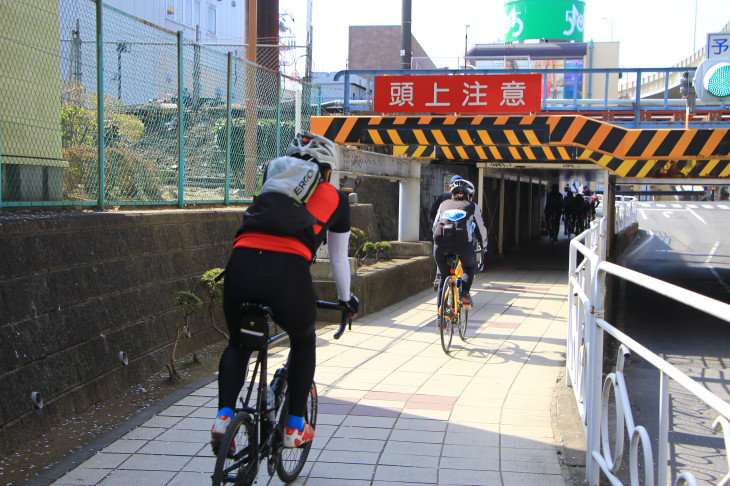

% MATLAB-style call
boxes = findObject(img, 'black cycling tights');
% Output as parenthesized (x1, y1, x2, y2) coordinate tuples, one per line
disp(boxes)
(218, 248, 317, 418)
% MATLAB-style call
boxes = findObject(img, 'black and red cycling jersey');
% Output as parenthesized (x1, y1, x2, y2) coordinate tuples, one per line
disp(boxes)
(233, 181, 350, 261)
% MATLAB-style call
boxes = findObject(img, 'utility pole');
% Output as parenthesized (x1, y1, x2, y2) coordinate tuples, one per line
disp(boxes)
(305, 0, 313, 83)
(401, 0, 412, 69)
(464, 25, 469, 69)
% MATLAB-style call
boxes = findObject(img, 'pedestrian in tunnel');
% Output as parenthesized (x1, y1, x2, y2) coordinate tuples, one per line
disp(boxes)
(544, 184, 563, 244)
(562, 186, 575, 235)
(432, 179, 487, 320)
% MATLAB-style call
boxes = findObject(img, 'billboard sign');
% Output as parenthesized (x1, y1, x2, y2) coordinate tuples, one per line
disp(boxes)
(505, 0, 586, 42)
(373, 74, 542, 114)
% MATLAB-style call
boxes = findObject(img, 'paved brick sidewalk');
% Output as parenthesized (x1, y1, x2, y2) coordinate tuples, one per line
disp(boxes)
(50, 260, 572, 486)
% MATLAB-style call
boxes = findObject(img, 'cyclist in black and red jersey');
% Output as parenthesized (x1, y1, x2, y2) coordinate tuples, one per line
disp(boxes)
(211, 132, 359, 453)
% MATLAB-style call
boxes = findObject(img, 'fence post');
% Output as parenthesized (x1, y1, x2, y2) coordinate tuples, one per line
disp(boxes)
(225, 52, 232, 206)
(585, 260, 606, 485)
(96, 0, 106, 210)
(177, 31, 184, 208)
(276, 72, 281, 158)
(634, 70, 642, 128)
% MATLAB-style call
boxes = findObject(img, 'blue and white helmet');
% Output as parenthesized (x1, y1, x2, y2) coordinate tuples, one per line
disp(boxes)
(450, 179, 475, 197)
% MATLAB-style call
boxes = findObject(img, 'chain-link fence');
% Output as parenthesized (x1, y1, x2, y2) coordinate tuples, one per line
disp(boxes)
(0, 0, 321, 209)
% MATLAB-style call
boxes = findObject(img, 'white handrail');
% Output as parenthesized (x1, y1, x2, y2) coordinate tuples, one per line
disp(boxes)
(567, 207, 730, 486)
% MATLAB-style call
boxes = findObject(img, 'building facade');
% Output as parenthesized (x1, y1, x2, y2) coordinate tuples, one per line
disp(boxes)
(105, 0, 245, 56)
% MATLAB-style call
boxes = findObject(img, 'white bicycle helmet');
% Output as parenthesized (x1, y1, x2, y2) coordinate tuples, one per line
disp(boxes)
(286, 131, 337, 169)
(450, 179, 475, 197)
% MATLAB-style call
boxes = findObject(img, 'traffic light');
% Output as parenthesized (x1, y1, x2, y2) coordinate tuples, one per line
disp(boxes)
(694, 59, 730, 101)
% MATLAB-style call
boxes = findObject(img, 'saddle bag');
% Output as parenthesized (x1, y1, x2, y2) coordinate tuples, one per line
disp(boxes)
(238, 306, 271, 350)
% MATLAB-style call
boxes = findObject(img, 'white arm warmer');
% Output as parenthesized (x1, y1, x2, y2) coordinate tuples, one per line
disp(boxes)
(327, 230, 351, 301)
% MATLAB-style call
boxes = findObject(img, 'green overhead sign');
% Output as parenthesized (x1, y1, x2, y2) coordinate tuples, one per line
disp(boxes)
(504, 0, 586, 42)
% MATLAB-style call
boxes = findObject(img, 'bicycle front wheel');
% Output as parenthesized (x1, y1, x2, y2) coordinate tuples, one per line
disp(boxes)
(212, 411, 257, 486)
(440, 281, 455, 354)
(276, 382, 318, 483)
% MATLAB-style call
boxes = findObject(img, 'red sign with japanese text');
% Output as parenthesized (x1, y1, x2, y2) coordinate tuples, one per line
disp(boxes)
(373, 74, 542, 114)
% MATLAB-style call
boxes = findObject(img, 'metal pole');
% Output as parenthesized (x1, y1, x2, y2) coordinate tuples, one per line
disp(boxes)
(477, 167, 484, 213)
(400, 0, 412, 69)
(527, 177, 533, 240)
(276, 72, 281, 157)
(343, 71, 351, 115)
(657, 372, 670, 486)
(193, 25, 200, 108)
(634, 70, 642, 128)
(177, 31, 184, 208)
(74, 19, 82, 83)
(96, 0, 105, 210)
(305, 0, 313, 83)
(514, 175, 520, 246)
(605, 171, 616, 260)
(295, 90, 302, 134)
(585, 263, 604, 486)
(117, 44, 122, 100)
(464, 25, 469, 69)
(498, 173, 505, 257)
(225, 52, 232, 205)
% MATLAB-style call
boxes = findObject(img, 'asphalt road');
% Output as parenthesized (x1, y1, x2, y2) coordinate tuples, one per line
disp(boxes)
(612, 200, 730, 486)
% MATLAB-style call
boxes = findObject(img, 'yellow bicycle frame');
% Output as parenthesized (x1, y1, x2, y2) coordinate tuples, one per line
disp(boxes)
(440, 258, 464, 322)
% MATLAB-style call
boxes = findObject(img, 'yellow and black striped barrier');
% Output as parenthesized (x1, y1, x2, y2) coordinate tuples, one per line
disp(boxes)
(311, 115, 730, 178)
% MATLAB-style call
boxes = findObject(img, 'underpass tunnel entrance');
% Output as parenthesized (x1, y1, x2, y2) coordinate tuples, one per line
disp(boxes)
(313, 114, 730, 257)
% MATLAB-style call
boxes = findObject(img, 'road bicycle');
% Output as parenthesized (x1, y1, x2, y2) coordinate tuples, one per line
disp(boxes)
(547, 212, 560, 244)
(211, 300, 351, 486)
(438, 244, 484, 354)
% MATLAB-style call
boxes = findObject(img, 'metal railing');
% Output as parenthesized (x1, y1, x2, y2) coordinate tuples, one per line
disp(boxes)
(596, 195, 638, 233)
(0, 1, 321, 210)
(332, 67, 729, 128)
(567, 207, 730, 485)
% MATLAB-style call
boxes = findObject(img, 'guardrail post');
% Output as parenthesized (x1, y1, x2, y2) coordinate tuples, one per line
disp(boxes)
(177, 30, 184, 208)
(657, 372, 670, 486)
(224, 51, 232, 206)
(567, 243, 577, 387)
(585, 259, 605, 485)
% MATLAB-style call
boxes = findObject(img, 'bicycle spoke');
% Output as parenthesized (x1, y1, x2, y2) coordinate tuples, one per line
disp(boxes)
(459, 306, 468, 341)
(276, 382, 317, 482)
(212, 412, 256, 486)
(440, 281, 455, 354)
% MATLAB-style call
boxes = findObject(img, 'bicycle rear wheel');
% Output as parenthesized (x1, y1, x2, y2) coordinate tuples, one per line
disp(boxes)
(212, 412, 257, 486)
(440, 280, 455, 354)
(458, 305, 468, 341)
(276, 382, 318, 483)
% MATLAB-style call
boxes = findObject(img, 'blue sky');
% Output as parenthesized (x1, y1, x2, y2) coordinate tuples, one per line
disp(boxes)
(278, 0, 730, 73)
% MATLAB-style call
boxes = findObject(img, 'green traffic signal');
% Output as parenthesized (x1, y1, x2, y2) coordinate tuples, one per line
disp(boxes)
(704, 63, 730, 98)
(694, 60, 730, 101)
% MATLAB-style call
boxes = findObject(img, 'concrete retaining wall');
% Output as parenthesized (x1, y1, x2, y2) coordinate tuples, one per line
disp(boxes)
(0, 208, 244, 452)
(0, 207, 435, 452)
